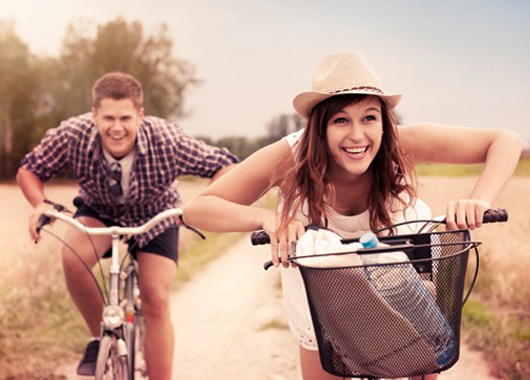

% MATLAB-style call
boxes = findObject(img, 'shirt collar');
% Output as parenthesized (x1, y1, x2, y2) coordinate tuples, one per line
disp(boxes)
(102, 146, 136, 164)
(136, 120, 149, 156)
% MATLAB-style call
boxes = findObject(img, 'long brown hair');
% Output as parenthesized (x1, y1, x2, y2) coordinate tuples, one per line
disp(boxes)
(276, 94, 416, 234)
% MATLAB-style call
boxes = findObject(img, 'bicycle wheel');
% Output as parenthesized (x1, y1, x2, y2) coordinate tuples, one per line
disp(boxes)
(124, 267, 148, 379)
(133, 310, 148, 379)
(95, 334, 130, 380)
(124, 320, 136, 380)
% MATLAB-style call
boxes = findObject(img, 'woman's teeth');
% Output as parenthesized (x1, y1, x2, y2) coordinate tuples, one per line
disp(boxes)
(342, 147, 367, 154)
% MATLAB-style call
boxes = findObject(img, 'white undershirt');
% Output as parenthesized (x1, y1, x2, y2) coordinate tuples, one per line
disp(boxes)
(279, 129, 432, 350)
(102, 148, 135, 203)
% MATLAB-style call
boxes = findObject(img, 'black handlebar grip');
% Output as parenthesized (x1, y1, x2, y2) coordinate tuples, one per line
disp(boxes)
(483, 208, 508, 223)
(251, 230, 271, 245)
(36, 214, 52, 234)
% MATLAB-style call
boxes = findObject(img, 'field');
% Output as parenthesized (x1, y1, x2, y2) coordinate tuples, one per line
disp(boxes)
(0, 175, 529, 379)
(416, 176, 530, 379)
(0, 179, 214, 379)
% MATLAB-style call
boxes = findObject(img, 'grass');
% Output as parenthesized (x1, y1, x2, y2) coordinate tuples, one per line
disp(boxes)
(417, 156, 530, 176)
(514, 156, 530, 175)
(459, 247, 530, 380)
(416, 163, 484, 176)
(257, 318, 289, 331)
(0, 245, 86, 379)
(462, 298, 530, 380)
(0, 231, 244, 380)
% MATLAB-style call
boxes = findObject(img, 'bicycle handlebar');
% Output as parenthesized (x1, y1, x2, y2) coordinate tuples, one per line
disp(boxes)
(38, 208, 183, 236)
(250, 208, 508, 246)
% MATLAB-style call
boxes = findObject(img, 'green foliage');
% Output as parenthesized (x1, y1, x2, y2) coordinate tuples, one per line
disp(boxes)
(514, 156, 530, 175)
(199, 113, 304, 160)
(417, 156, 530, 177)
(257, 318, 289, 331)
(54, 18, 199, 120)
(0, 18, 199, 180)
(416, 163, 484, 176)
(462, 298, 530, 380)
(0, 247, 86, 378)
(197, 135, 263, 160)
(0, 21, 41, 178)
(263, 113, 304, 145)
(0, 232, 244, 378)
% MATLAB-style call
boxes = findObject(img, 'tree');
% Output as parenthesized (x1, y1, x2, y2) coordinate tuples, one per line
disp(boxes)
(197, 113, 306, 161)
(52, 17, 199, 122)
(264, 113, 305, 145)
(0, 21, 40, 178)
(0, 17, 200, 179)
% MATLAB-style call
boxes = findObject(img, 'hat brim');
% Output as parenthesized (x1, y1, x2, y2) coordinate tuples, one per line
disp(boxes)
(293, 91, 402, 119)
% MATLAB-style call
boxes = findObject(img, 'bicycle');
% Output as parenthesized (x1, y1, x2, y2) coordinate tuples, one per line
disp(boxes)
(36, 200, 194, 380)
(250, 209, 508, 380)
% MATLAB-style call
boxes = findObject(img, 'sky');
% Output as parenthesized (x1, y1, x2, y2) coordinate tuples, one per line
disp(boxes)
(2, 0, 529, 145)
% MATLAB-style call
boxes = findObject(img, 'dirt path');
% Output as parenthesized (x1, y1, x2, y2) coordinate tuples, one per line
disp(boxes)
(170, 237, 499, 380)
(58, 236, 499, 380)
(1, 180, 507, 380)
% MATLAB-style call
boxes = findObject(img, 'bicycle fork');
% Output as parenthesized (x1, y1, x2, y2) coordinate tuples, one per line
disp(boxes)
(101, 233, 128, 355)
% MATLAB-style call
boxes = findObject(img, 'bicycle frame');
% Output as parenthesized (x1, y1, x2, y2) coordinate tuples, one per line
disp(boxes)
(43, 208, 183, 379)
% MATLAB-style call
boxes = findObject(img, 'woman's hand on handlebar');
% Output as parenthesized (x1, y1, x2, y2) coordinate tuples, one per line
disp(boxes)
(258, 209, 305, 268)
(445, 199, 491, 231)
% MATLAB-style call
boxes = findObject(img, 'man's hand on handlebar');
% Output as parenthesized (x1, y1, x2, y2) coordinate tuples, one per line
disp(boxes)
(30, 201, 55, 243)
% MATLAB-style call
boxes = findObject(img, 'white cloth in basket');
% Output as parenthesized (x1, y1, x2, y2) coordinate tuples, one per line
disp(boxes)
(293, 228, 456, 376)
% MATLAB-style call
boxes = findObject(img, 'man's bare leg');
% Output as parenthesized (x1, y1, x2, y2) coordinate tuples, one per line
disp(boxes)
(137, 252, 177, 380)
(62, 216, 111, 336)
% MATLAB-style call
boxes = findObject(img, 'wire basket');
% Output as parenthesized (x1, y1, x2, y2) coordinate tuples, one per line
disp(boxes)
(295, 229, 479, 378)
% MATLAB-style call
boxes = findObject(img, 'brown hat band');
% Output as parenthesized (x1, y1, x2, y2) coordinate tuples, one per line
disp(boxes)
(329, 86, 384, 95)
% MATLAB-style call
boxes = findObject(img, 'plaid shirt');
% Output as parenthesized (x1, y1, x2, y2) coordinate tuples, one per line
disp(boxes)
(20, 113, 238, 248)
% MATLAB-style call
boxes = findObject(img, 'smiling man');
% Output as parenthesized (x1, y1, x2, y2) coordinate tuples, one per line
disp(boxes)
(16, 72, 237, 380)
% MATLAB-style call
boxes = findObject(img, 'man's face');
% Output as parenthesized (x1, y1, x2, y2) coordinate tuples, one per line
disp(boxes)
(92, 98, 144, 159)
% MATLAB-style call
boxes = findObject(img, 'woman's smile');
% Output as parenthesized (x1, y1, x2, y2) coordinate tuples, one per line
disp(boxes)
(340, 145, 370, 159)
(326, 97, 383, 178)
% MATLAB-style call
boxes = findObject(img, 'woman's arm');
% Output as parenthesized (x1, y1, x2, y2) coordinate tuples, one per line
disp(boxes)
(184, 138, 307, 267)
(183, 139, 291, 232)
(399, 123, 523, 229)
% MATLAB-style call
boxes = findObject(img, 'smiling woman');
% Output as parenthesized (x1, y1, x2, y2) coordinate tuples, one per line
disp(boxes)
(183, 51, 523, 380)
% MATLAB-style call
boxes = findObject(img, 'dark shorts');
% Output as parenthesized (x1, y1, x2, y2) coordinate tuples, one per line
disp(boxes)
(74, 200, 179, 263)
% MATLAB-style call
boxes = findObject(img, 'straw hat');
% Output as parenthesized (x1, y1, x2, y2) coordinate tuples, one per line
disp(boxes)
(293, 51, 402, 118)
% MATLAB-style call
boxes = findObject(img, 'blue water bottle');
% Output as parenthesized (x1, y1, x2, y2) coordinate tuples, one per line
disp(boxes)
(359, 232, 456, 366)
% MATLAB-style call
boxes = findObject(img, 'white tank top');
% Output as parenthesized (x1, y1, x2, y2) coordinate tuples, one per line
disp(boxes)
(279, 129, 431, 350)
(281, 129, 431, 237)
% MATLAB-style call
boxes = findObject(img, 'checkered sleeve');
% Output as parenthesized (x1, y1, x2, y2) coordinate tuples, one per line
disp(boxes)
(19, 124, 70, 181)
(172, 124, 238, 178)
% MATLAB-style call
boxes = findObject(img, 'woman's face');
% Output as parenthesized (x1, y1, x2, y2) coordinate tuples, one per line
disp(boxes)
(325, 96, 383, 181)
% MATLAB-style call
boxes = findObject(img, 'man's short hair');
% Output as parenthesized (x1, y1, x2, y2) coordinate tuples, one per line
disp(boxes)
(92, 72, 143, 109)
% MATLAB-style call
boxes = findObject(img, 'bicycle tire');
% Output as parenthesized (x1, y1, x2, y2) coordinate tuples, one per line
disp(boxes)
(134, 310, 148, 379)
(124, 320, 136, 380)
(123, 270, 136, 380)
(95, 335, 130, 380)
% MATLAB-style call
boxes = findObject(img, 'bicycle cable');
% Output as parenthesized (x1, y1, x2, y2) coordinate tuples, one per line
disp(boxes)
(82, 230, 110, 305)
(40, 228, 106, 304)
